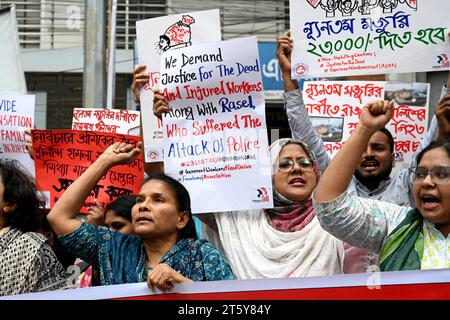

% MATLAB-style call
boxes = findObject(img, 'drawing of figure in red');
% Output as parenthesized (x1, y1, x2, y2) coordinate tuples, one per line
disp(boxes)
(156, 15, 195, 54)
(400, 0, 417, 10)
(438, 54, 449, 68)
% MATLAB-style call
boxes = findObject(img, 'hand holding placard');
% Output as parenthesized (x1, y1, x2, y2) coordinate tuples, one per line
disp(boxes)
(153, 89, 171, 120)
(435, 93, 450, 140)
(132, 65, 149, 104)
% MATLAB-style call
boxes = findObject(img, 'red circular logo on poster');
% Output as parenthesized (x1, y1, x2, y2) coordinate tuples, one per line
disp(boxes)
(149, 151, 158, 160)
(294, 63, 309, 77)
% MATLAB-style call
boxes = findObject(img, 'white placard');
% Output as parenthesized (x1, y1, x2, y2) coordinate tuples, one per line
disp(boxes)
(136, 9, 221, 162)
(160, 36, 273, 213)
(3, 268, 449, 300)
(0, 7, 27, 94)
(290, 0, 450, 78)
(72, 108, 140, 136)
(303, 80, 429, 168)
(0, 94, 35, 175)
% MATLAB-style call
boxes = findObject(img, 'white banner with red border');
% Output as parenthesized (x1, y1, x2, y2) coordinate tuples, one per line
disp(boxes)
(3, 269, 449, 300)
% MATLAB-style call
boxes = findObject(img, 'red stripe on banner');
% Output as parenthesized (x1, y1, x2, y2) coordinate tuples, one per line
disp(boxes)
(117, 283, 450, 300)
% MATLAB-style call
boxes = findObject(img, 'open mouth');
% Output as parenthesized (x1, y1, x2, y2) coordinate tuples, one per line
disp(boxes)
(289, 177, 306, 186)
(361, 160, 379, 169)
(421, 194, 441, 209)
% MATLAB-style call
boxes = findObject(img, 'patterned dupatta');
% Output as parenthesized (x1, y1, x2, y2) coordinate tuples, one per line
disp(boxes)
(378, 209, 424, 271)
(160, 238, 208, 282)
(105, 230, 207, 284)
(60, 224, 214, 286)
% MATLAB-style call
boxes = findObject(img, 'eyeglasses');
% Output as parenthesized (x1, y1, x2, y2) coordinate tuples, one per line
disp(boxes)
(277, 157, 314, 172)
(409, 166, 450, 185)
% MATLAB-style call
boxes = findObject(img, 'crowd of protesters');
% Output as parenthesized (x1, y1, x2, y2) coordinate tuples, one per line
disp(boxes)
(1, 31, 449, 297)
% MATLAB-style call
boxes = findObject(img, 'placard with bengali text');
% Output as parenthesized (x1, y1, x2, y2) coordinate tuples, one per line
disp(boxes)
(303, 80, 429, 168)
(72, 108, 140, 136)
(32, 129, 143, 213)
(290, 0, 450, 78)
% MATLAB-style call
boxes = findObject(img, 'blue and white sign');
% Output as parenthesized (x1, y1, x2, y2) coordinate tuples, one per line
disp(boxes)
(258, 42, 284, 100)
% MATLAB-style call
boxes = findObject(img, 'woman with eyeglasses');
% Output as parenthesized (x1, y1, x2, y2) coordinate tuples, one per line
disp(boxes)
(152, 90, 344, 279)
(314, 100, 450, 271)
(206, 138, 345, 278)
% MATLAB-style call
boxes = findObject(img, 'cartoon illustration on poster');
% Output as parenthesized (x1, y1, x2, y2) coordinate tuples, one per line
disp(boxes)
(136, 9, 221, 162)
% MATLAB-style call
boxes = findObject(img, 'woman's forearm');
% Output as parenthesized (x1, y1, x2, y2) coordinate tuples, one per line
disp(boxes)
(47, 156, 112, 235)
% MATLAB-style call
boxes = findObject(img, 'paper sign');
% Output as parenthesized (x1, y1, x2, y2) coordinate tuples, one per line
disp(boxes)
(32, 129, 143, 213)
(136, 9, 221, 162)
(0, 94, 35, 175)
(303, 80, 429, 168)
(160, 36, 273, 213)
(72, 108, 140, 136)
(290, 0, 450, 78)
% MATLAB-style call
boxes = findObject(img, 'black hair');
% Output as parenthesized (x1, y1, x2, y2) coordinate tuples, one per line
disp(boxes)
(416, 138, 450, 165)
(106, 194, 136, 222)
(159, 34, 170, 45)
(0, 161, 46, 233)
(143, 174, 197, 240)
(378, 127, 394, 153)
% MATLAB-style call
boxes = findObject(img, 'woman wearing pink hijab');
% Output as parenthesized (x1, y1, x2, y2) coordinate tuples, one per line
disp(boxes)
(201, 138, 344, 279)
(151, 93, 345, 279)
